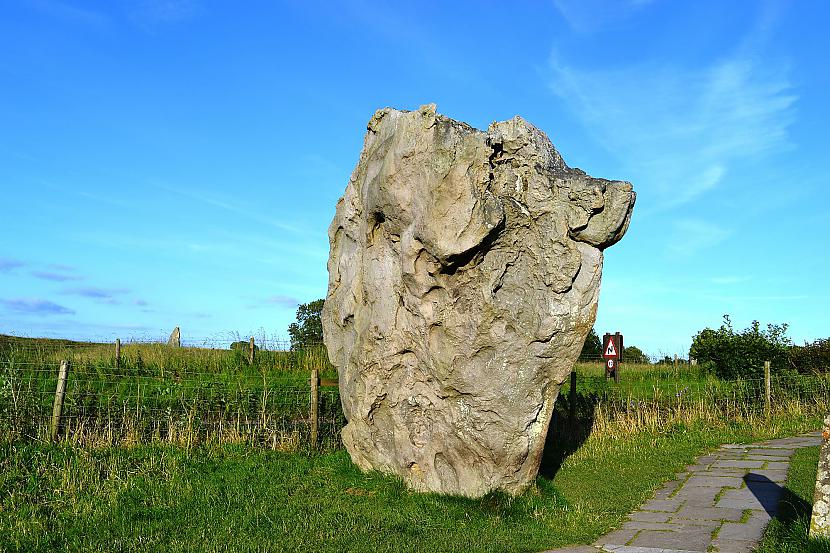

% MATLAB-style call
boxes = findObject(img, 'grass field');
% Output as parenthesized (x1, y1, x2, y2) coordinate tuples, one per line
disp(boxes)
(0, 336, 343, 448)
(3, 335, 828, 449)
(2, 334, 829, 551)
(1, 416, 823, 553)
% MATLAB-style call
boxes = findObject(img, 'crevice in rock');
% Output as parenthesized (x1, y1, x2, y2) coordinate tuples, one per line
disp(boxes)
(437, 216, 505, 276)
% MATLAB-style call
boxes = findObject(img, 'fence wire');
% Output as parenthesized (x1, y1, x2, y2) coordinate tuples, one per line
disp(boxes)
(2, 342, 829, 450)
(0, 359, 344, 450)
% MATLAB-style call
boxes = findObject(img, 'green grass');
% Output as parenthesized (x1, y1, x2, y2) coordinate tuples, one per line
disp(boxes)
(0, 334, 335, 378)
(0, 416, 823, 553)
(0, 336, 343, 447)
(756, 445, 830, 552)
(2, 336, 828, 551)
(3, 334, 829, 452)
(573, 359, 830, 404)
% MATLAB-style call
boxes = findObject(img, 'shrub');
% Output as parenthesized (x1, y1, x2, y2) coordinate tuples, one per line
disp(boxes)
(788, 338, 830, 374)
(689, 315, 790, 379)
(622, 345, 650, 364)
(229, 340, 259, 352)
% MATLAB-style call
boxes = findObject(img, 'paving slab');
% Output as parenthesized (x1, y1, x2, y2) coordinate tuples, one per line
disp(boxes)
(744, 469, 788, 483)
(652, 480, 683, 499)
(639, 498, 683, 512)
(629, 511, 672, 523)
(674, 505, 744, 521)
(683, 475, 744, 487)
(593, 528, 639, 546)
(541, 430, 819, 553)
(747, 448, 795, 456)
(604, 547, 705, 553)
(717, 519, 770, 539)
(629, 529, 711, 551)
(622, 521, 685, 531)
(673, 486, 721, 503)
(716, 452, 750, 460)
(711, 459, 765, 469)
(709, 537, 758, 553)
(744, 453, 791, 461)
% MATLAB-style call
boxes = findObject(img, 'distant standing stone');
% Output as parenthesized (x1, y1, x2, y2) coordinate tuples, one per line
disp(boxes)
(167, 327, 181, 347)
(811, 414, 830, 536)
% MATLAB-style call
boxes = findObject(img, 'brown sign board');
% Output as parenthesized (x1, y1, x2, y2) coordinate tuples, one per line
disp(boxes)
(602, 332, 623, 383)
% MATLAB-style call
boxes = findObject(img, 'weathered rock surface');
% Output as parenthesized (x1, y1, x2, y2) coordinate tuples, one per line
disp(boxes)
(810, 414, 830, 536)
(167, 327, 181, 347)
(322, 104, 635, 497)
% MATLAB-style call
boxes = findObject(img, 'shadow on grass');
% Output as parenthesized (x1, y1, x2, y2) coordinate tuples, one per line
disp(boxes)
(753, 471, 830, 552)
(538, 385, 598, 479)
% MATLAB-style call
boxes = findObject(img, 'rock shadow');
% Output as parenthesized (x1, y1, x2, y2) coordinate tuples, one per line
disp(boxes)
(743, 474, 793, 517)
(745, 473, 810, 520)
(741, 472, 830, 551)
(538, 384, 598, 479)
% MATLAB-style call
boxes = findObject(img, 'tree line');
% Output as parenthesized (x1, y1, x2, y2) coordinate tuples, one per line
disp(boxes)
(286, 301, 829, 378)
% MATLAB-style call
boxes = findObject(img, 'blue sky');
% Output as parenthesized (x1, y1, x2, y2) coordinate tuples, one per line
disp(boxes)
(0, 0, 827, 356)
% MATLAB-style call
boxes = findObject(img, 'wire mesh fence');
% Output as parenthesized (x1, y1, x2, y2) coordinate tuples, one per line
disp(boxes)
(0, 336, 344, 450)
(2, 336, 829, 450)
(552, 367, 830, 442)
(0, 363, 345, 450)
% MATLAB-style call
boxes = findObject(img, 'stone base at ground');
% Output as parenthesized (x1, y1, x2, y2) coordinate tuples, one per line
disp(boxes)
(810, 414, 830, 536)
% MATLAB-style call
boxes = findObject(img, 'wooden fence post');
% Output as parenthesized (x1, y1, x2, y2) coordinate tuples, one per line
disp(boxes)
(310, 368, 319, 447)
(569, 371, 577, 426)
(248, 336, 255, 365)
(50, 360, 71, 441)
(764, 360, 771, 415)
(115, 338, 121, 368)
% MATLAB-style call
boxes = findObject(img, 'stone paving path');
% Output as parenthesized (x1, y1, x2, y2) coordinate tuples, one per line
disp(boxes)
(544, 431, 822, 553)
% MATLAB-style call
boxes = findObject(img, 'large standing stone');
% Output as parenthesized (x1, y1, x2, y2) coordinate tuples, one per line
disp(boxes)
(322, 104, 635, 497)
(167, 327, 181, 347)
(811, 414, 830, 536)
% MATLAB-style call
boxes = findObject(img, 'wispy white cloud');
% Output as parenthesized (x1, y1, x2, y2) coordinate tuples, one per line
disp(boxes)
(247, 295, 301, 310)
(0, 298, 75, 316)
(127, 0, 199, 28)
(553, 0, 654, 33)
(703, 294, 811, 301)
(61, 286, 130, 305)
(709, 275, 751, 285)
(667, 219, 731, 258)
(153, 183, 313, 237)
(30, 270, 84, 282)
(0, 319, 154, 340)
(0, 258, 25, 273)
(27, 0, 110, 28)
(549, 27, 796, 212)
(74, 190, 133, 209)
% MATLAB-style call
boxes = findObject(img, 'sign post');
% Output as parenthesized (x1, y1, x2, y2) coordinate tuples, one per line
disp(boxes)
(602, 332, 623, 383)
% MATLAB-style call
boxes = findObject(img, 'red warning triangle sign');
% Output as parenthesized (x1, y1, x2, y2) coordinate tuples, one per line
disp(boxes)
(604, 337, 618, 358)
